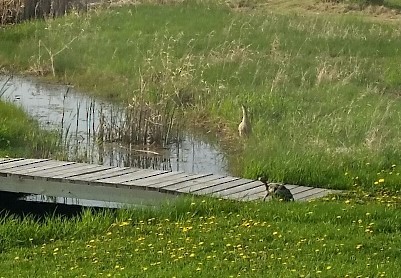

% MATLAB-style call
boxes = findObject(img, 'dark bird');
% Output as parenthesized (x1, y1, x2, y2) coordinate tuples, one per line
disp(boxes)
(258, 177, 294, 202)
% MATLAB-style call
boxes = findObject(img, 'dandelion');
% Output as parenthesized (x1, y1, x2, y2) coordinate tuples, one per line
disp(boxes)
(119, 221, 130, 227)
(379, 178, 385, 183)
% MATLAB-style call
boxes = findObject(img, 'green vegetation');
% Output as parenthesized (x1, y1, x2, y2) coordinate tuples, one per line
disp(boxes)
(2, 3, 401, 277)
(2, 0, 401, 190)
(0, 196, 400, 277)
(0, 100, 59, 158)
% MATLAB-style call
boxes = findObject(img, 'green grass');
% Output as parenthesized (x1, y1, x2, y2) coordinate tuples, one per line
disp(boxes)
(0, 100, 59, 158)
(2, 1, 401, 190)
(0, 196, 400, 277)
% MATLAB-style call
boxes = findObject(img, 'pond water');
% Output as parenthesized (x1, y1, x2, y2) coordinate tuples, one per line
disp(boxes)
(0, 75, 229, 176)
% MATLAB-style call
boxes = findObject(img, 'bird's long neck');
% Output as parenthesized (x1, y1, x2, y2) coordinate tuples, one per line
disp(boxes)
(242, 106, 248, 122)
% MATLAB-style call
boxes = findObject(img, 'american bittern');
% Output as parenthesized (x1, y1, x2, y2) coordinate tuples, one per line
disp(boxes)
(238, 105, 251, 137)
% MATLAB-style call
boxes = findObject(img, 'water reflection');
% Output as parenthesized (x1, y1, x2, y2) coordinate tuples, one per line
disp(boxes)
(0, 75, 228, 175)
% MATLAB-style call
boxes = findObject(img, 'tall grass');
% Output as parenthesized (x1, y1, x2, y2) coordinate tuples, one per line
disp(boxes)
(1, 1, 401, 189)
(0, 100, 60, 158)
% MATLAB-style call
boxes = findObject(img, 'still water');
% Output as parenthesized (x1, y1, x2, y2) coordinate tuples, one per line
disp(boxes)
(0, 75, 229, 208)
(0, 75, 228, 175)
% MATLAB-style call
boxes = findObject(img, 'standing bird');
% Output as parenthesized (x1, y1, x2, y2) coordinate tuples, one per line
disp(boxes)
(238, 105, 251, 137)
(258, 177, 294, 202)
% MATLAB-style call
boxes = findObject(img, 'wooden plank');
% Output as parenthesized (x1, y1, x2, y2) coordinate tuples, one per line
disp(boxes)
(122, 171, 189, 187)
(293, 188, 328, 200)
(14, 162, 83, 177)
(0, 158, 48, 170)
(0, 158, 23, 165)
(5, 160, 74, 175)
(67, 167, 136, 181)
(297, 189, 334, 201)
(160, 175, 226, 193)
(50, 164, 111, 179)
(224, 184, 265, 200)
(177, 176, 241, 194)
(194, 178, 256, 195)
(290, 186, 316, 195)
(27, 164, 106, 179)
(207, 180, 262, 198)
(141, 173, 212, 190)
(97, 170, 166, 184)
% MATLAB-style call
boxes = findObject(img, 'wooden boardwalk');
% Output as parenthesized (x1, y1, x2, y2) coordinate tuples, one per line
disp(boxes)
(0, 158, 336, 207)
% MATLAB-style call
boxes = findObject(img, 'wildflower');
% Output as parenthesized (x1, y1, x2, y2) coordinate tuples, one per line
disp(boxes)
(379, 178, 385, 183)
(119, 221, 130, 227)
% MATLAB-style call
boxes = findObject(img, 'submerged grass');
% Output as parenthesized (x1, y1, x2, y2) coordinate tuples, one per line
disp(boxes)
(1, 1, 401, 189)
(0, 196, 400, 277)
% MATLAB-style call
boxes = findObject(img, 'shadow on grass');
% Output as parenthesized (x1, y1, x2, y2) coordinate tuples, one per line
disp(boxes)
(0, 191, 112, 220)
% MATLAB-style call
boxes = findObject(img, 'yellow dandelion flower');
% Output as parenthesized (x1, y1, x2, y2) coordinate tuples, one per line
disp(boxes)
(379, 178, 385, 183)
(119, 221, 130, 227)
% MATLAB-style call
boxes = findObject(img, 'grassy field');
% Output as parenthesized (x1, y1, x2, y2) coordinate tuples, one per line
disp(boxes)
(2, 3, 401, 277)
(0, 100, 59, 158)
(0, 196, 400, 277)
(1, 0, 401, 190)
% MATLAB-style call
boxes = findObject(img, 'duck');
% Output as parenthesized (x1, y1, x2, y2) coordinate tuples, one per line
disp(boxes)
(258, 176, 294, 202)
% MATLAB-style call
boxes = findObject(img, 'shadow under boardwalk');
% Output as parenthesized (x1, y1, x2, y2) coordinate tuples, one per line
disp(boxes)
(0, 158, 337, 207)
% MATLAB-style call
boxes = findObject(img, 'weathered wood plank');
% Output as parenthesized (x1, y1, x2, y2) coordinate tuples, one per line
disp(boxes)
(67, 167, 137, 181)
(206, 180, 262, 198)
(142, 173, 212, 190)
(0, 158, 24, 165)
(293, 188, 328, 200)
(177, 176, 240, 194)
(290, 186, 316, 195)
(122, 171, 189, 187)
(97, 170, 166, 184)
(194, 178, 256, 195)
(160, 175, 226, 193)
(296, 189, 334, 201)
(5, 160, 75, 175)
(224, 184, 265, 200)
(50, 164, 112, 179)
(0, 158, 48, 170)
(16, 162, 82, 177)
